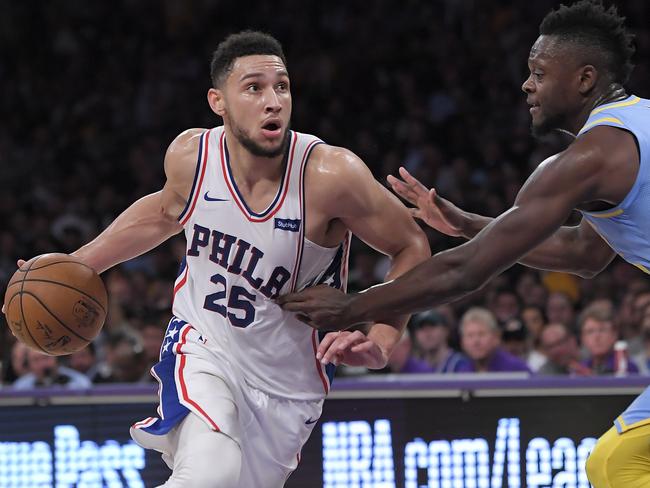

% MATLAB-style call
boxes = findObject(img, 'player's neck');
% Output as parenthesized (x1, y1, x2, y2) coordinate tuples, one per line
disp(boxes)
(225, 131, 286, 186)
(568, 83, 628, 135)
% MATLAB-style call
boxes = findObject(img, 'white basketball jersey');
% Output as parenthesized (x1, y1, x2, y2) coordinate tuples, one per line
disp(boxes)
(172, 127, 350, 400)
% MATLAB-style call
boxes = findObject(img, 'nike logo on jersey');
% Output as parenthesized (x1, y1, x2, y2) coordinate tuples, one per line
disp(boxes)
(305, 417, 319, 425)
(204, 191, 229, 202)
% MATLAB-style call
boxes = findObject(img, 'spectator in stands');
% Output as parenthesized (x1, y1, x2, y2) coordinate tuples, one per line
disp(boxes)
(501, 317, 546, 372)
(546, 291, 577, 329)
(93, 329, 148, 383)
(67, 342, 100, 381)
(521, 305, 547, 344)
(580, 303, 639, 375)
(456, 307, 530, 373)
(2, 340, 29, 384)
(13, 349, 92, 389)
(410, 310, 469, 373)
(386, 330, 434, 374)
(632, 313, 650, 375)
(626, 290, 650, 356)
(140, 314, 166, 380)
(491, 288, 521, 324)
(538, 323, 589, 376)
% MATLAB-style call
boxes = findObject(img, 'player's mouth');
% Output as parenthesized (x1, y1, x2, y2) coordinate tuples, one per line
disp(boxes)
(261, 119, 283, 139)
(528, 101, 540, 115)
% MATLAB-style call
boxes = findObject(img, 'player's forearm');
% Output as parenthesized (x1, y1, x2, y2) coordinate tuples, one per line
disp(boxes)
(351, 244, 483, 323)
(462, 215, 590, 274)
(72, 192, 183, 273)
(375, 237, 431, 331)
(365, 323, 402, 369)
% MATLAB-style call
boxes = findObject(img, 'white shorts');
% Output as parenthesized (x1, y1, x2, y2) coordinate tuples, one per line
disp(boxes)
(130, 318, 323, 487)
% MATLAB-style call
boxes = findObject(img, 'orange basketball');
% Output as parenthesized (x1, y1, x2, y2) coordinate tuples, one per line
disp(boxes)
(3, 253, 108, 356)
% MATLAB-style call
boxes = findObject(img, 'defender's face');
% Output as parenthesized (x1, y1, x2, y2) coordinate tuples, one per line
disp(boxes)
(521, 36, 582, 137)
(221, 55, 292, 157)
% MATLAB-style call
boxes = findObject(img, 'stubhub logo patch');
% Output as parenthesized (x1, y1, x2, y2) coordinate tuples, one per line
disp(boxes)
(275, 218, 301, 232)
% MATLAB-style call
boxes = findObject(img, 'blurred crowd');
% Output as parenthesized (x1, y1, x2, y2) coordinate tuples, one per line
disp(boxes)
(2, 0, 650, 387)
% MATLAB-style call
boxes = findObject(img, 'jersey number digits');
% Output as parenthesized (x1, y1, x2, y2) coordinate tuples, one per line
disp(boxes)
(203, 272, 257, 328)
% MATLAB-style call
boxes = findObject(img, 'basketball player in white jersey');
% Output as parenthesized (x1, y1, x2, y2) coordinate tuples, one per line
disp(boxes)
(13, 31, 428, 486)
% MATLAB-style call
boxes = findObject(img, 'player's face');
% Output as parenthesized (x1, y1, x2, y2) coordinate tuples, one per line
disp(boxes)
(221, 55, 292, 158)
(461, 321, 500, 362)
(521, 36, 583, 138)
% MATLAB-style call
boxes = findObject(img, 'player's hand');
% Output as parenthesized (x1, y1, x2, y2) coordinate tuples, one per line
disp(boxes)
(317, 330, 386, 369)
(387, 166, 464, 237)
(277, 285, 360, 331)
(1, 259, 25, 315)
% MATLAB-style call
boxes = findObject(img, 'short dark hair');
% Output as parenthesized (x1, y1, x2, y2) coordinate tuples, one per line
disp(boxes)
(210, 30, 287, 87)
(539, 0, 635, 84)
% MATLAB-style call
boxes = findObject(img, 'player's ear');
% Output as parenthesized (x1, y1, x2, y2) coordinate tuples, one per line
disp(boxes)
(207, 88, 226, 117)
(578, 65, 597, 95)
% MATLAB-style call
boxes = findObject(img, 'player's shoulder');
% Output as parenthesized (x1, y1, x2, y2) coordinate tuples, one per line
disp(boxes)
(305, 143, 382, 212)
(307, 143, 371, 181)
(167, 128, 206, 158)
(164, 128, 208, 180)
(567, 124, 636, 173)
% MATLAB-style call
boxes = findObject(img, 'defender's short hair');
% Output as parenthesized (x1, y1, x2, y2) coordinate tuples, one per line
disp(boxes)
(539, 0, 635, 84)
(210, 30, 287, 87)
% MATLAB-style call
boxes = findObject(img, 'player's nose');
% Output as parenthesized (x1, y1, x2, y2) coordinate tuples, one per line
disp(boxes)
(263, 87, 282, 113)
(521, 75, 534, 94)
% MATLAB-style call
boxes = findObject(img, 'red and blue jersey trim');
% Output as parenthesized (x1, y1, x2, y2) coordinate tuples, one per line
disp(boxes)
(220, 131, 298, 222)
(132, 317, 220, 435)
(178, 129, 211, 226)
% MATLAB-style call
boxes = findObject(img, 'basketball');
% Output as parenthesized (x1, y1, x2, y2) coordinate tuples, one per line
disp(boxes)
(3, 253, 108, 356)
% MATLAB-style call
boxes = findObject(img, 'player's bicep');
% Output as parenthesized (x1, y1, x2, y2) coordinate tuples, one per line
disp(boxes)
(337, 162, 426, 258)
(161, 129, 204, 221)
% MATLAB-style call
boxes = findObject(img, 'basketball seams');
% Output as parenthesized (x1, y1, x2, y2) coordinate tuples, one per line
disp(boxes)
(19, 291, 93, 343)
(8, 278, 107, 313)
(5, 254, 106, 355)
(6, 292, 44, 353)
(17, 256, 52, 355)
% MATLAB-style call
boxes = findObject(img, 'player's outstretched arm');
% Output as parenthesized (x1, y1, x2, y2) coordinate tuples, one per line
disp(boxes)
(280, 128, 619, 329)
(72, 129, 203, 273)
(389, 163, 614, 278)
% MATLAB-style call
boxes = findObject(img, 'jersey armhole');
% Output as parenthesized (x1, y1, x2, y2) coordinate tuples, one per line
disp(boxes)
(178, 130, 210, 225)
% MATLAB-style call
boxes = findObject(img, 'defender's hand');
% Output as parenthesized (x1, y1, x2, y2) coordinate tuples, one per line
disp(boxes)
(277, 285, 358, 331)
(317, 330, 385, 369)
(387, 166, 464, 237)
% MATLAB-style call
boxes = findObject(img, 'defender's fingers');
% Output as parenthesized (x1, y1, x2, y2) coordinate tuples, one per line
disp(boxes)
(276, 292, 307, 305)
(398, 167, 429, 193)
(388, 176, 417, 203)
(278, 300, 314, 313)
